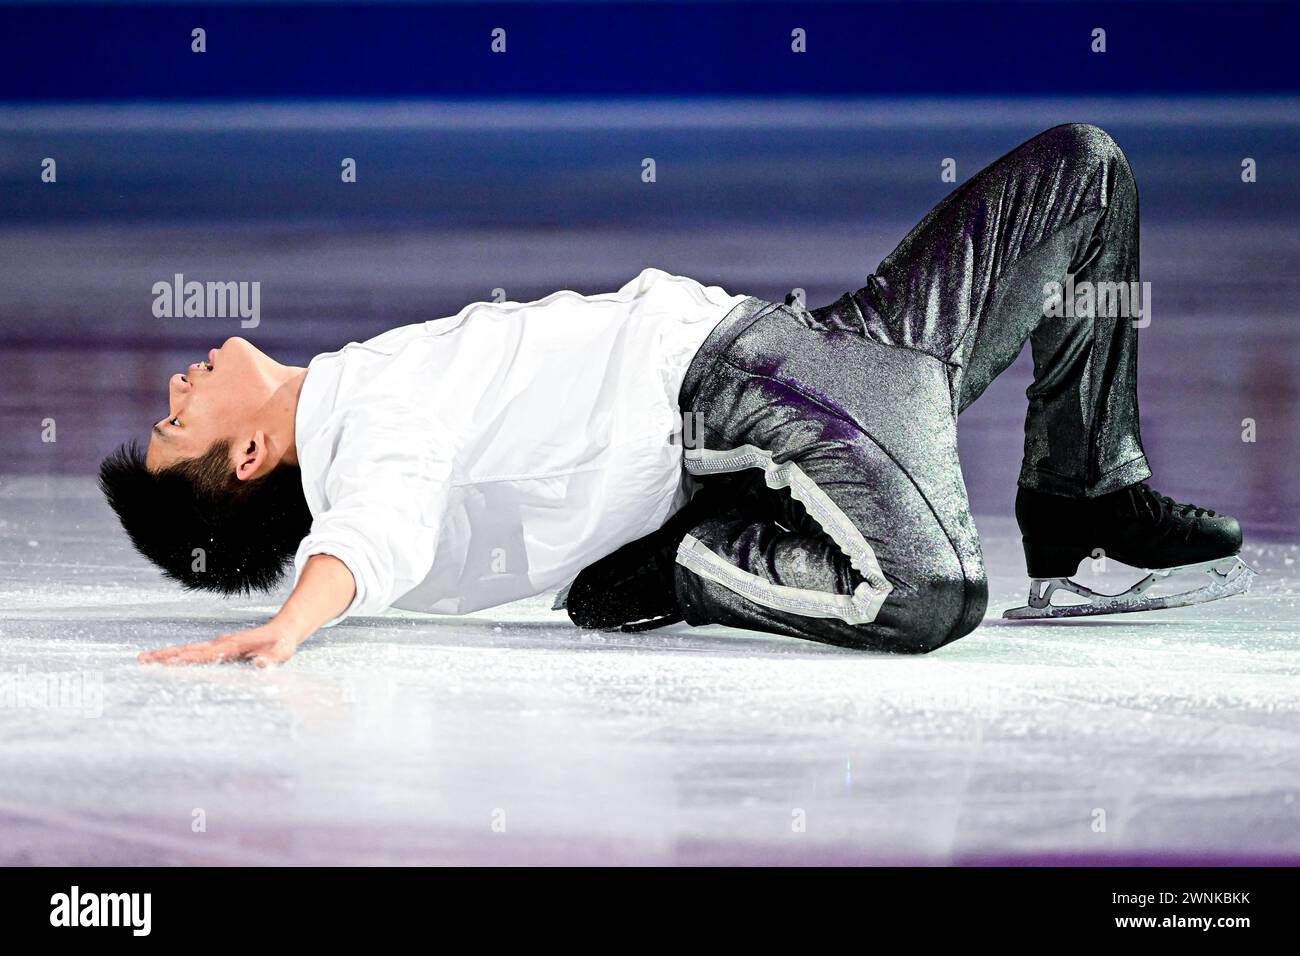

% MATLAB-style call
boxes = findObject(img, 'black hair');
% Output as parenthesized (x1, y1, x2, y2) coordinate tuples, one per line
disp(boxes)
(98, 439, 313, 595)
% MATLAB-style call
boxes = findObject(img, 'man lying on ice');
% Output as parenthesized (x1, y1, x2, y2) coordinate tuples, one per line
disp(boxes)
(101, 124, 1253, 667)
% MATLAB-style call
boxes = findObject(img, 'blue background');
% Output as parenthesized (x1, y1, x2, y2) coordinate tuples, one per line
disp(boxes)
(2, 2, 1297, 100)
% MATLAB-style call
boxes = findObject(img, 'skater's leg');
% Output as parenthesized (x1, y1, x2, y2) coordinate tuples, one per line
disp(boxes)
(566, 301, 987, 651)
(851, 123, 1149, 497)
(671, 305, 987, 653)
(804, 124, 1250, 619)
(675, 475, 981, 654)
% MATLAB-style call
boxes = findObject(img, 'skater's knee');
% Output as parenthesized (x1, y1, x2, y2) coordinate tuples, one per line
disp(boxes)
(1047, 123, 1120, 159)
(863, 568, 987, 654)
(1042, 124, 1134, 196)
(934, 567, 987, 649)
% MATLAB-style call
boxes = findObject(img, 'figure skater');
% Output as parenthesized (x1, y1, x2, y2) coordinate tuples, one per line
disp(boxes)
(100, 124, 1252, 666)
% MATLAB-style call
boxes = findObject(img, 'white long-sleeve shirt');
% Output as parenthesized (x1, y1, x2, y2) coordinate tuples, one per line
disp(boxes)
(292, 268, 749, 623)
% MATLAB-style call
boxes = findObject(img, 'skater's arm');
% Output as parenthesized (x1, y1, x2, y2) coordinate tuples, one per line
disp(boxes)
(138, 553, 355, 666)
(270, 553, 358, 644)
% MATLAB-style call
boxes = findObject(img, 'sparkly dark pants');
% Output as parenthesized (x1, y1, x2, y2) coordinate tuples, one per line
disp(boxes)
(674, 124, 1150, 652)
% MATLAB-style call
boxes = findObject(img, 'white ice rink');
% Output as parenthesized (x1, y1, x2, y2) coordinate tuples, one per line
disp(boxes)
(1, 476, 1296, 866)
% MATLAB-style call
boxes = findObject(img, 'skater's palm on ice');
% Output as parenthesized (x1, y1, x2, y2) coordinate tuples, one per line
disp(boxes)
(137, 556, 353, 667)
(138, 623, 302, 668)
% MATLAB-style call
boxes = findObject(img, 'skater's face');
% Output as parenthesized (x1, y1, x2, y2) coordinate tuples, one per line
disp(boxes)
(146, 337, 278, 475)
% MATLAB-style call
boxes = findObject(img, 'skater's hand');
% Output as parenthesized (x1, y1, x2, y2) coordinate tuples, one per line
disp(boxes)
(138, 554, 356, 668)
(138, 621, 303, 668)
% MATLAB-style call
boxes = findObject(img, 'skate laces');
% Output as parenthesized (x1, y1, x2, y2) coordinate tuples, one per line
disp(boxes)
(1130, 483, 1215, 520)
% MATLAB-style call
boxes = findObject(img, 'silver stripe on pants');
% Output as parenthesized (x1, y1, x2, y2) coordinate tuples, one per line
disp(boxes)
(678, 445, 893, 624)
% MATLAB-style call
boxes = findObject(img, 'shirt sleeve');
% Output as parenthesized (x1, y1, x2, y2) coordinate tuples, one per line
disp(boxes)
(292, 418, 449, 627)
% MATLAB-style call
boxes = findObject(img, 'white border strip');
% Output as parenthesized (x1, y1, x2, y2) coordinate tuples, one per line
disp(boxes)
(0, 97, 1296, 132)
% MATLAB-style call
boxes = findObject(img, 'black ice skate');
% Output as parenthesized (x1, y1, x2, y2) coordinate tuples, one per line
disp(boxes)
(1005, 483, 1255, 619)
(559, 483, 737, 633)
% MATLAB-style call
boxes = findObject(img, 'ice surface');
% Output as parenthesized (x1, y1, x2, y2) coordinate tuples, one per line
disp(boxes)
(0, 476, 1296, 865)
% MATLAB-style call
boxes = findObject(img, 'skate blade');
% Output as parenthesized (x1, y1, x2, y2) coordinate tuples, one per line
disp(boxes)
(1003, 556, 1256, 620)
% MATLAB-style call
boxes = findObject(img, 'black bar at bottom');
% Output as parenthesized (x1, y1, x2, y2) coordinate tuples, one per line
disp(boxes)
(0, 865, 1289, 943)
